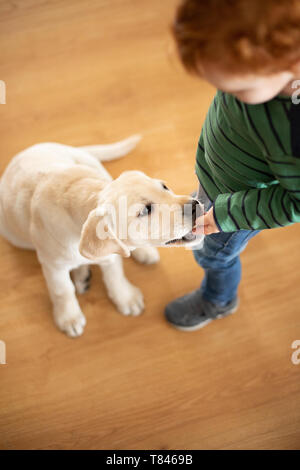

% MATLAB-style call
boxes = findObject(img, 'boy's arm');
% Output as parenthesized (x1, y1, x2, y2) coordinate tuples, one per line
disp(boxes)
(213, 158, 300, 232)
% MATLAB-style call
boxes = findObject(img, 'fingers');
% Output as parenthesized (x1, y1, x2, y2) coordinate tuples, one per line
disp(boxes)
(204, 225, 215, 235)
(193, 210, 219, 235)
(192, 213, 206, 235)
(193, 224, 218, 235)
(192, 225, 205, 235)
(194, 215, 205, 226)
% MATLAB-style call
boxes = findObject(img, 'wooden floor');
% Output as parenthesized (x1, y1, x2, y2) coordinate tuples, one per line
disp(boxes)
(1, 0, 300, 450)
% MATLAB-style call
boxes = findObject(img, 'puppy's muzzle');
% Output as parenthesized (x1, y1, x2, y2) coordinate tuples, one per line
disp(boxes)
(165, 198, 204, 246)
(182, 198, 203, 225)
(191, 198, 202, 226)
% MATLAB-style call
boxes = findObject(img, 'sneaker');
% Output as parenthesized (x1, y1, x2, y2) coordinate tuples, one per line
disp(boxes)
(164, 289, 239, 332)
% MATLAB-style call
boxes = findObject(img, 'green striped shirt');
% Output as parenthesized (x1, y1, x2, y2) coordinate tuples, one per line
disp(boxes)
(196, 90, 300, 232)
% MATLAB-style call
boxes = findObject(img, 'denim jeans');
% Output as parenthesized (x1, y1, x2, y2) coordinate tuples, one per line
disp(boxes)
(193, 185, 260, 306)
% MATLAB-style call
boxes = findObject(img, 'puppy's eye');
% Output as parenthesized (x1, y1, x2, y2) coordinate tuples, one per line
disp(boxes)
(139, 204, 152, 217)
(162, 183, 169, 191)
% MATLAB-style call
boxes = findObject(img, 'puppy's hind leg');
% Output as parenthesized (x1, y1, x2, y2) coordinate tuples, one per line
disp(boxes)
(71, 265, 92, 294)
(132, 247, 160, 265)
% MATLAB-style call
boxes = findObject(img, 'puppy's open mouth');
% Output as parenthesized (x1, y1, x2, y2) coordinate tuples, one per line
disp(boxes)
(165, 230, 197, 246)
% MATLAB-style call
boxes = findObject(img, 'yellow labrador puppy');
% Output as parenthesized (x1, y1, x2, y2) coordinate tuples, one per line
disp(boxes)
(0, 136, 203, 337)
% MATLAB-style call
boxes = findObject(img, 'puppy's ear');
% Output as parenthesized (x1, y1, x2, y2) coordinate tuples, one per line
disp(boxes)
(79, 208, 130, 260)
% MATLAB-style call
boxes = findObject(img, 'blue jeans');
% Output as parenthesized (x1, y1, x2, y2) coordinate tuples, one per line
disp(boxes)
(193, 186, 260, 306)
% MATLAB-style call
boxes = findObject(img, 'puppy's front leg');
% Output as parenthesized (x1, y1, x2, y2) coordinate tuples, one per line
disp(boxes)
(99, 255, 144, 316)
(41, 264, 86, 337)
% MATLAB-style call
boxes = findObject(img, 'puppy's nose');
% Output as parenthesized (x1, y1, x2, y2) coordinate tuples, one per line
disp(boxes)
(183, 199, 202, 225)
(191, 199, 201, 225)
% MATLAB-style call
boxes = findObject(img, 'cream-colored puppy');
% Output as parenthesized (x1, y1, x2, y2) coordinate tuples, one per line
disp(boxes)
(0, 136, 203, 337)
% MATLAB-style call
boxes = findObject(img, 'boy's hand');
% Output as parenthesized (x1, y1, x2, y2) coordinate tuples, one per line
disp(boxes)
(192, 207, 220, 235)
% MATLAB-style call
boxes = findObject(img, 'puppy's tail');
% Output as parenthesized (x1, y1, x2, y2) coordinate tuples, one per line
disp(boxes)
(79, 134, 142, 161)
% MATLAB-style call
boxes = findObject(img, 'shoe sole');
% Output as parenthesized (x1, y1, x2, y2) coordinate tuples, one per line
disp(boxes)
(168, 301, 239, 332)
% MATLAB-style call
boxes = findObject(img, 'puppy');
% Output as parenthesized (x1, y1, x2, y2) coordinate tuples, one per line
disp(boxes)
(0, 136, 203, 337)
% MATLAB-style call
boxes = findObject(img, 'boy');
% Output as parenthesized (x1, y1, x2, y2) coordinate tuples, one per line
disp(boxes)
(165, 0, 300, 331)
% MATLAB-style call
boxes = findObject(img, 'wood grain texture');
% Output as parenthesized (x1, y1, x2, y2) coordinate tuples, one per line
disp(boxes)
(0, 0, 300, 450)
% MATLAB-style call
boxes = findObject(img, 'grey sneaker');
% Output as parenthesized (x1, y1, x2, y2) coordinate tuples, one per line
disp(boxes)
(164, 289, 239, 332)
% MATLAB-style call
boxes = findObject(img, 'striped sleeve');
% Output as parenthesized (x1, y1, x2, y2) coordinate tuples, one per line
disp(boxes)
(213, 156, 300, 232)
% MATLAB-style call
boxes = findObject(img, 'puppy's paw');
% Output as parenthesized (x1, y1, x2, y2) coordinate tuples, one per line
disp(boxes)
(132, 247, 160, 265)
(54, 311, 87, 338)
(111, 282, 144, 316)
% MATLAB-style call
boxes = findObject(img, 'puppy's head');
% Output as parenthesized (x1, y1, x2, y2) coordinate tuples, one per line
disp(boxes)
(79, 171, 204, 260)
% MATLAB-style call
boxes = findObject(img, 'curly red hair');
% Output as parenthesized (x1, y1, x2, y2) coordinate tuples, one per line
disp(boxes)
(172, 0, 300, 75)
